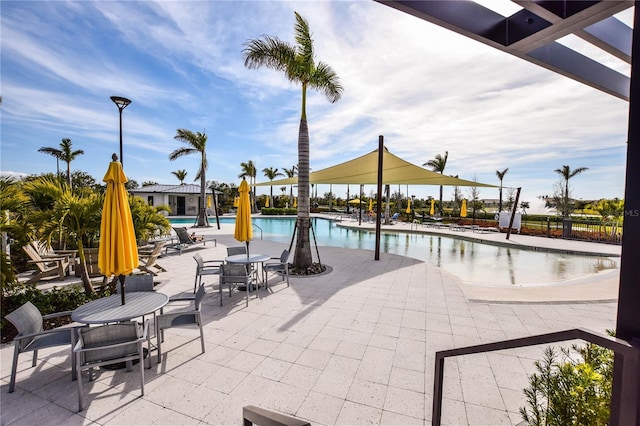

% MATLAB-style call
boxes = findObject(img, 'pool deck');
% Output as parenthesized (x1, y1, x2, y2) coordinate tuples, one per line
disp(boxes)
(1, 217, 620, 425)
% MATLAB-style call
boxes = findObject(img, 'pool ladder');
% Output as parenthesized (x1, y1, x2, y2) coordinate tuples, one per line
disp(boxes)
(252, 223, 263, 240)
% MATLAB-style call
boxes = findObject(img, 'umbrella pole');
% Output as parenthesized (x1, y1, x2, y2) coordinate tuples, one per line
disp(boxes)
(118, 274, 126, 305)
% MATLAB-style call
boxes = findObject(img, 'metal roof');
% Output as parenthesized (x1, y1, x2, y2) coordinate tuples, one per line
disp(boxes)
(129, 184, 222, 195)
(375, 0, 633, 100)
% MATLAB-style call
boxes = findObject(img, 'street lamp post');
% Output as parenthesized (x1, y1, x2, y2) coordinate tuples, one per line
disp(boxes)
(110, 96, 132, 166)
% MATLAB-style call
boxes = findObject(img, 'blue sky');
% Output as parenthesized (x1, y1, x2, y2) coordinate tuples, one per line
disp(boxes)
(0, 1, 632, 212)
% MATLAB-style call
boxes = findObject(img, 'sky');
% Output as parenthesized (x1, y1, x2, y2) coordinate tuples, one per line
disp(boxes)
(0, 1, 633, 213)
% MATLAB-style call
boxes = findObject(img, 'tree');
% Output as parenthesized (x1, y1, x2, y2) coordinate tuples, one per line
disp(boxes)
(283, 165, 298, 206)
(141, 181, 158, 187)
(38, 138, 84, 188)
(172, 169, 188, 185)
(553, 165, 589, 217)
(262, 167, 283, 208)
(496, 168, 509, 212)
(423, 151, 448, 216)
(239, 161, 257, 212)
(243, 11, 343, 271)
(23, 177, 102, 295)
(169, 129, 209, 227)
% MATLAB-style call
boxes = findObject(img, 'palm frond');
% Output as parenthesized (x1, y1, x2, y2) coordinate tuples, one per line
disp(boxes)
(310, 62, 343, 103)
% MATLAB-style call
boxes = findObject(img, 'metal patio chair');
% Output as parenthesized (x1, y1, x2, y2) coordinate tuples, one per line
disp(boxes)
(5, 301, 79, 393)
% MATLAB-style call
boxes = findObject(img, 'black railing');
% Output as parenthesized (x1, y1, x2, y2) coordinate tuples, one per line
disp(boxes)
(432, 328, 639, 426)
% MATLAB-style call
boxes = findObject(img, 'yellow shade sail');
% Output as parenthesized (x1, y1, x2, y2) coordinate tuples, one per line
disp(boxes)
(234, 179, 253, 246)
(98, 159, 139, 278)
(460, 199, 467, 217)
(255, 147, 496, 187)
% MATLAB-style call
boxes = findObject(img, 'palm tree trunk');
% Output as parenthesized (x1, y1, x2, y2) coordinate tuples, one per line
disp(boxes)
(76, 240, 95, 295)
(197, 156, 207, 226)
(439, 185, 443, 216)
(294, 117, 313, 269)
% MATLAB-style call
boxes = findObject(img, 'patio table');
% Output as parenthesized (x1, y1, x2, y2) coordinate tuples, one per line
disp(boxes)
(71, 292, 169, 324)
(225, 253, 271, 287)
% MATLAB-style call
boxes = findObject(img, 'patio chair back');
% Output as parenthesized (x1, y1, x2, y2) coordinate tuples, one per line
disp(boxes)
(116, 274, 154, 293)
(227, 246, 247, 256)
(220, 263, 255, 307)
(78, 322, 140, 364)
(5, 301, 43, 349)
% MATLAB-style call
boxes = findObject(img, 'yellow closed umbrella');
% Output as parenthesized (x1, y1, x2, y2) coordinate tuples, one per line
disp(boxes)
(368, 199, 373, 212)
(207, 195, 212, 208)
(460, 199, 467, 217)
(293, 197, 297, 208)
(430, 199, 435, 216)
(233, 196, 239, 207)
(406, 198, 411, 214)
(265, 196, 269, 208)
(234, 178, 253, 255)
(98, 154, 139, 305)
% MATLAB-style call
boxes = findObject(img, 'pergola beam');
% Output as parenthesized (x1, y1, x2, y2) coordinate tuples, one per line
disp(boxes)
(376, 0, 632, 100)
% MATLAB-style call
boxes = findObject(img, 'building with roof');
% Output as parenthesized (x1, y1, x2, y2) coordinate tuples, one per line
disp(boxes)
(129, 184, 220, 216)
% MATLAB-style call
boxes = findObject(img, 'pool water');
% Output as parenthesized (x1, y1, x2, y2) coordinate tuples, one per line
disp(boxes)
(171, 217, 619, 287)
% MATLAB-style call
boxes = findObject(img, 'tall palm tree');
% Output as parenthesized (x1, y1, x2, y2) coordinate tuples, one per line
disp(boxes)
(38, 138, 84, 187)
(554, 165, 589, 217)
(243, 12, 343, 270)
(423, 151, 448, 216)
(172, 169, 188, 185)
(283, 165, 298, 205)
(169, 129, 209, 227)
(262, 167, 283, 208)
(496, 168, 509, 212)
(239, 161, 257, 212)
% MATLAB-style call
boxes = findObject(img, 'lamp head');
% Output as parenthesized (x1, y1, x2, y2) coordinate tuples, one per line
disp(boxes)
(110, 96, 132, 111)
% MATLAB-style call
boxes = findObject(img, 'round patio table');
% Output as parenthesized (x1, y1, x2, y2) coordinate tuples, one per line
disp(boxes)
(71, 292, 169, 324)
(225, 253, 271, 286)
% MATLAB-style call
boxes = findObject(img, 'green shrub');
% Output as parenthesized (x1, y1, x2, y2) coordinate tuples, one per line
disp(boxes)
(260, 208, 297, 215)
(1, 283, 110, 343)
(520, 337, 614, 425)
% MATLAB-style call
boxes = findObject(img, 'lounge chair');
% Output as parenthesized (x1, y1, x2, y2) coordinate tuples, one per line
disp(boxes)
(136, 241, 166, 275)
(165, 227, 215, 255)
(390, 212, 400, 224)
(22, 244, 70, 284)
(30, 240, 76, 275)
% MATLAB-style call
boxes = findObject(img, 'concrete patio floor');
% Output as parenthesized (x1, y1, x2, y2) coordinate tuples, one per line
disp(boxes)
(1, 218, 619, 425)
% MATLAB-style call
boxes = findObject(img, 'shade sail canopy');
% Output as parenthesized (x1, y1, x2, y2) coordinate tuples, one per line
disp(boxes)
(255, 147, 495, 188)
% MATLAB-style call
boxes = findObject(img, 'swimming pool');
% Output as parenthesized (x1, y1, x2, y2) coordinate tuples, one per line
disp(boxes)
(171, 217, 619, 287)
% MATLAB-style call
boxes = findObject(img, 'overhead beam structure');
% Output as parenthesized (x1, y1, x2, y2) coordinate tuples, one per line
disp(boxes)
(376, 0, 632, 100)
